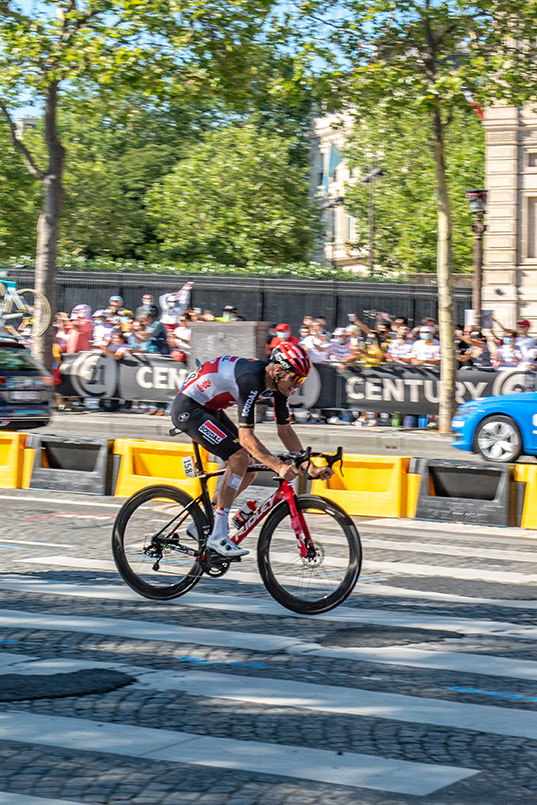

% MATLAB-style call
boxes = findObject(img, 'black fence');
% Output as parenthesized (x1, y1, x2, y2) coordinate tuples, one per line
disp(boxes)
(4, 268, 472, 333)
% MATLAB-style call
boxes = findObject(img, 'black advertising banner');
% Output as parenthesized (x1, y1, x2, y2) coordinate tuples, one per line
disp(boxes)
(341, 365, 534, 414)
(59, 352, 535, 412)
(59, 353, 190, 403)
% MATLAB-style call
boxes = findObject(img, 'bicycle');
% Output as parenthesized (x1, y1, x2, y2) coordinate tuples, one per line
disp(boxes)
(0, 281, 51, 337)
(111, 441, 362, 614)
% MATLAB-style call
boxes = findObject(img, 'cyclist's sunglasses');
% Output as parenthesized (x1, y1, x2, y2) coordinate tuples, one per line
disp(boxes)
(288, 373, 307, 385)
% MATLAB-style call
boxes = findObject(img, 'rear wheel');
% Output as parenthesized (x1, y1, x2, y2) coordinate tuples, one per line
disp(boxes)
(112, 485, 207, 600)
(474, 414, 523, 463)
(257, 494, 362, 614)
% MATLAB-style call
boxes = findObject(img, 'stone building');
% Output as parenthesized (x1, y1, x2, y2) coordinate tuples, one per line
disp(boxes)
(315, 105, 537, 327)
(313, 112, 362, 269)
(483, 106, 537, 327)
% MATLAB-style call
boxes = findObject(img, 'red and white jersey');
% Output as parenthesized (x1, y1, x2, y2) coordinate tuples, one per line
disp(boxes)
(180, 356, 244, 411)
(179, 355, 290, 426)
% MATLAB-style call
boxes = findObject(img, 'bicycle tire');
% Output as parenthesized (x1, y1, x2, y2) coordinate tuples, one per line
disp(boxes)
(5, 288, 51, 337)
(257, 494, 362, 614)
(112, 484, 206, 600)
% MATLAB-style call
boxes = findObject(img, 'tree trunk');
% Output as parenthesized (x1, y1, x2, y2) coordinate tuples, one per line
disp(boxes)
(431, 106, 456, 433)
(33, 83, 65, 370)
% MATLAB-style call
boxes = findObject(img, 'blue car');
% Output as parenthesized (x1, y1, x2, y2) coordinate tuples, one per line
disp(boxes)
(451, 392, 537, 463)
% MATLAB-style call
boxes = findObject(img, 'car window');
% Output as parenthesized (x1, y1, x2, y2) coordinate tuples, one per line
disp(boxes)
(0, 347, 42, 371)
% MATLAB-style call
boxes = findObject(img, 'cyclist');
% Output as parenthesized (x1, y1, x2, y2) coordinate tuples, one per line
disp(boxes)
(170, 342, 333, 558)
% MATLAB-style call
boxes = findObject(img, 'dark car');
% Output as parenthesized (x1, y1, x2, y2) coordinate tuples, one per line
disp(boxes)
(0, 337, 53, 430)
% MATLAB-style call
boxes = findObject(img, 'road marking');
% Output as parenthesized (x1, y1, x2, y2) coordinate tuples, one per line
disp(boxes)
(2, 652, 537, 744)
(5, 604, 537, 682)
(364, 537, 537, 564)
(24, 513, 115, 520)
(19, 551, 537, 588)
(0, 795, 84, 805)
(0, 494, 121, 509)
(0, 710, 477, 795)
(0, 539, 74, 548)
(127, 668, 537, 741)
(0, 608, 306, 653)
(6, 556, 537, 612)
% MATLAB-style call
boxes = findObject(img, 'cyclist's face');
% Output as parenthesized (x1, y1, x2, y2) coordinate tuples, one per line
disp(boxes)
(276, 369, 306, 396)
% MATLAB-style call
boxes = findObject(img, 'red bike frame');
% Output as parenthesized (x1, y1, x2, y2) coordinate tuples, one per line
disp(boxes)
(198, 461, 314, 559)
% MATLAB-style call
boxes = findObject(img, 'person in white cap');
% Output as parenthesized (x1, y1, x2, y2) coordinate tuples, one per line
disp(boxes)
(326, 327, 353, 366)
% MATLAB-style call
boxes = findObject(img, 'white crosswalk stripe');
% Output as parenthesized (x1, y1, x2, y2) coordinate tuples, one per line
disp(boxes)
(3, 507, 537, 800)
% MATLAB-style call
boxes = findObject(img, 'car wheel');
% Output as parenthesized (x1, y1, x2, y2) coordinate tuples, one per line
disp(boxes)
(473, 414, 523, 463)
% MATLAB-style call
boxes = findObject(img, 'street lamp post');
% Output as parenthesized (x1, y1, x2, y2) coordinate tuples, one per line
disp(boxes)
(361, 166, 383, 276)
(465, 189, 487, 326)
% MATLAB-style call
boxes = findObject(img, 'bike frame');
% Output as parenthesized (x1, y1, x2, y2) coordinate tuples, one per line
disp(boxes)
(189, 441, 313, 558)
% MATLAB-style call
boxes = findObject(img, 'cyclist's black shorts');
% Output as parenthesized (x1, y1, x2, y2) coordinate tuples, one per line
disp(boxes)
(171, 393, 242, 461)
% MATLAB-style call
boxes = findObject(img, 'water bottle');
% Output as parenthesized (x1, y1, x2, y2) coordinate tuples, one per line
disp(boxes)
(232, 500, 258, 529)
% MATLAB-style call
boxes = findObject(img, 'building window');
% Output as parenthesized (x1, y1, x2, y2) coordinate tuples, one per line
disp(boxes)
(528, 153, 537, 168)
(347, 214, 356, 241)
(528, 197, 537, 258)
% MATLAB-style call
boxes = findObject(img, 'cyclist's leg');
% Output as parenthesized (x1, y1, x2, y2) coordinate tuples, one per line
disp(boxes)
(214, 410, 258, 499)
(171, 395, 248, 556)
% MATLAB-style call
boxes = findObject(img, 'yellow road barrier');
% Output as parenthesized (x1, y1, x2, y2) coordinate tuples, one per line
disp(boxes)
(311, 454, 410, 517)
(113, 439, 219, 498)
(514, 464, 537, 529)
(0, 432, 26, 489)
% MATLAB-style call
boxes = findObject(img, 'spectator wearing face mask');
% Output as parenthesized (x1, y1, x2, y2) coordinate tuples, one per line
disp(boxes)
(91, 310, 115, 348)
(269, 323, 299, 351)
(326, 328, 353, 366)
(135, 293, 155, 321)
(107, 296, 127, 326)
(493, 330, 522, 368)
(410, 327, 441, 366)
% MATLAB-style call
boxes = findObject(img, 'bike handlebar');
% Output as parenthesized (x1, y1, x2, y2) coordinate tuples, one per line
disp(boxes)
(277, 446, 343, 477)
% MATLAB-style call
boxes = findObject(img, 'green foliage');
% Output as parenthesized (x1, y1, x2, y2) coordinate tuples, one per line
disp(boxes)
(2, 254, 358, 279)
(345, 107, 485, 273)
(0, 121, 41, 259)
(145, 123, 323, 265)
(57, 92, 220, 259)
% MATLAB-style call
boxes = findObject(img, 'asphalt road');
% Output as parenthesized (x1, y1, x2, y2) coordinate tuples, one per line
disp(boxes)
(0, 484, 536, 803)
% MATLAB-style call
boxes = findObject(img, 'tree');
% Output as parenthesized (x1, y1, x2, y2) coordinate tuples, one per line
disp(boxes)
(345, 105, 485, 275)
(0, 0, 276, 366)
(145, 123, 322, 265)
(0, 121, 41, 259)
(300, 0, 532, 431)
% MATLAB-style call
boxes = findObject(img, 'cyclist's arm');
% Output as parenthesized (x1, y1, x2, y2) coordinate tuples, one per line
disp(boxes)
(238, 428, 294, 478)
(236, 378, 296, 479)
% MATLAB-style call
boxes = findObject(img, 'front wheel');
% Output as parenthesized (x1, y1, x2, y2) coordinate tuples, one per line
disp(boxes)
(474, 414, 523, 463)
(257, 495, 362, 614)
(112, 485, 207, 600)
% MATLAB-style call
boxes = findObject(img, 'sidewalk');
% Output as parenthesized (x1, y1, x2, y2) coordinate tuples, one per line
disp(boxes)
(37, 410, 468, 460)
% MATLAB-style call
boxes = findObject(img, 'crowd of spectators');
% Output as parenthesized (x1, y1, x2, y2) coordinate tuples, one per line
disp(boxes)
(281, 312, 537, 371)
(52, 282, 249, 368)
(49, 281, 537, 423)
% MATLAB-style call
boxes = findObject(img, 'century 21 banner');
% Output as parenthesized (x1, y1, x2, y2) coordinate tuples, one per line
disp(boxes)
(59, 352, 534, 412)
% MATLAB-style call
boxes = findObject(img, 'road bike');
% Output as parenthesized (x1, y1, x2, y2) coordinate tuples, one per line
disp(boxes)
(0, 282, 51, 337)
(112, 441, 362, 614)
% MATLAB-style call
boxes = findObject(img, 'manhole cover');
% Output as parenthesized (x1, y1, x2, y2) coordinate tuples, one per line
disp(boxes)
(0, 669, 135, 701)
